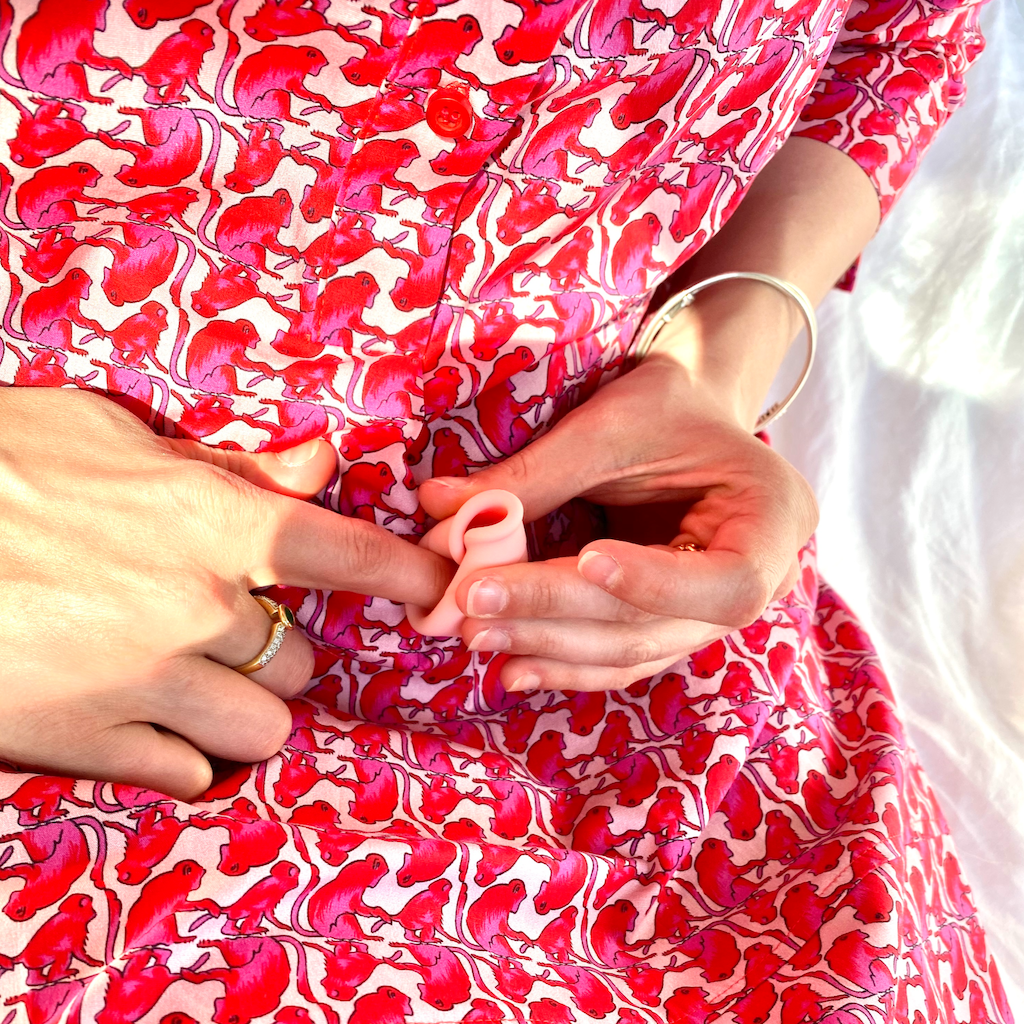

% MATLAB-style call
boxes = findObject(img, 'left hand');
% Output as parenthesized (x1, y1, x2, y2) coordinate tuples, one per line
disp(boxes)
(418, 352, 819, 692)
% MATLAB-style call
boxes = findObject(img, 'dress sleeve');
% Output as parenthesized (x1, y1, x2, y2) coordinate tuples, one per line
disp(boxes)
(790, 0, 990, 221)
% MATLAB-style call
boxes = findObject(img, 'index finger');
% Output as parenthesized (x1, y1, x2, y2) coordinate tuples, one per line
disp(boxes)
(247, 494, 456, 609)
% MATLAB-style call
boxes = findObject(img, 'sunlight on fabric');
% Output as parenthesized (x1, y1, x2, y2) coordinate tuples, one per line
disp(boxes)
(858, 199, 1024, 397)
(854, 0, 1024, 400)
(773, 2, 1024, 1011)
(859, 280, 1023, 399)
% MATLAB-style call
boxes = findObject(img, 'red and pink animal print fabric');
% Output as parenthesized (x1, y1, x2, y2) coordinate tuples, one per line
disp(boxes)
(0, 0, 1010, 1022)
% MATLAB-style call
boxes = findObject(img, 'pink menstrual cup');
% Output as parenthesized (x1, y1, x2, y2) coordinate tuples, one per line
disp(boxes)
(406, 488, 528, 638)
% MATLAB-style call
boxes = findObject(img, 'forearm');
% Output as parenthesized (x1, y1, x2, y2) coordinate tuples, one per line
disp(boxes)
(648, 136, 881, 431)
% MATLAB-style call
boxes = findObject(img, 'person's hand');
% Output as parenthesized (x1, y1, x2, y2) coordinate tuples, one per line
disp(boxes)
(418, 351, 819, 692)
(0, 388, 452, 799)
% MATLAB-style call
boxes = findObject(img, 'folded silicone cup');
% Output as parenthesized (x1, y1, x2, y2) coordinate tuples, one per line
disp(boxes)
(406, 488, 528, 638)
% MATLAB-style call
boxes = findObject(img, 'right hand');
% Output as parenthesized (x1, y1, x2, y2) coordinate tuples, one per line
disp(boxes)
(0, 387, 453, 800)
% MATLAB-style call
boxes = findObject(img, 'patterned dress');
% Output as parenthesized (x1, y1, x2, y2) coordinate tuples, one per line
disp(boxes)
(0, 1, 1012, 1022)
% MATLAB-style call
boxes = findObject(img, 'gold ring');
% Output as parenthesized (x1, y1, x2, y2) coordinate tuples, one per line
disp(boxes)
(232, 595, 296, 675)
(674, 542, 705, 552)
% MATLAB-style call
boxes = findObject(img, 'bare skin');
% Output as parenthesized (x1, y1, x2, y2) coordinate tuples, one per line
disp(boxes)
(0, 388, 452, 799)
(418, 136, 882, 692)
(0, 139, 880, 790)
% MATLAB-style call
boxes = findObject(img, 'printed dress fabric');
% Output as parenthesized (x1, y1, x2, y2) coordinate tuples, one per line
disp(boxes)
(0, 1, 1013, 1023)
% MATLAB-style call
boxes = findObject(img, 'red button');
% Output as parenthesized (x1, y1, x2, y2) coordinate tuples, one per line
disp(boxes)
(426, 87, 473, 139)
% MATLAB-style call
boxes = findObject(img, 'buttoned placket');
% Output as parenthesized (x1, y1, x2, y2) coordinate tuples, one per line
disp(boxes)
(299, 3, 584, 539)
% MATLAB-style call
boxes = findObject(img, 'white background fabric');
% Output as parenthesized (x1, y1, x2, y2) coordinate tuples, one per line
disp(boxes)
(773, 0, 1024, 1009)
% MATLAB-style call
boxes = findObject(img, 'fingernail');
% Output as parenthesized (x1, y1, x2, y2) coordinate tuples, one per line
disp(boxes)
(506, 672, 541, 692)
(467, 579, 507, 617)
(578, 550, 622, 588)
(276, 438, 321, 467)
(467, 628, 510, 653)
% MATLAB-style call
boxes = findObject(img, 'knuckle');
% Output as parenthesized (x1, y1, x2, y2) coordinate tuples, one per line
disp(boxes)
(529, 621, 565, 657)
(163, 566, 238, 645)
(168, 453, 225, 502)
(516, 574, 561, 618)
(175, 762, 216, 801)
(643, 567, 683, 612)
(168, 460, 256, 546)
(342, 518, 395, 588)
(237, 700, 292, 762)
(770, 449, 820, 541)
(499, 450, 535, 491)
(797, 473, 821, 537)
(724, 561, 774, 627)
(618, 630, 662, 667)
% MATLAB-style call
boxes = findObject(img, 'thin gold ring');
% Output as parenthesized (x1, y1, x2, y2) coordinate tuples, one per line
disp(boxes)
(232, 595, 296, 675)
(674, 542, 705, 553)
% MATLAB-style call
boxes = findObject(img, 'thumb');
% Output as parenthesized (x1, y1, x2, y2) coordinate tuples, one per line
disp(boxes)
(160, 437, 337, 500)
(419, 427, 593, 524)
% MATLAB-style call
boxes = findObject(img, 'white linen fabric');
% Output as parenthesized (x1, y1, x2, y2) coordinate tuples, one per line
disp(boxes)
(773, 0, 1024, 1009)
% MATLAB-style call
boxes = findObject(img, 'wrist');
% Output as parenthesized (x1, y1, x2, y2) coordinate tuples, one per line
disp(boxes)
(640, 277, 807, 433)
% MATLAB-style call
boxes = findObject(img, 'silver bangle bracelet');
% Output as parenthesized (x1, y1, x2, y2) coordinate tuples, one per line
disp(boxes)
(632, 271, 818, 432)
